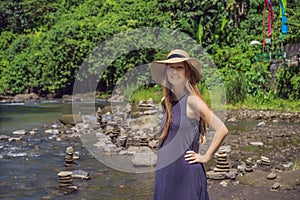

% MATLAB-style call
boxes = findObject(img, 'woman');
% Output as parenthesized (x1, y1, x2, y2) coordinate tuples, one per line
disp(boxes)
(151, 49, 228, 200)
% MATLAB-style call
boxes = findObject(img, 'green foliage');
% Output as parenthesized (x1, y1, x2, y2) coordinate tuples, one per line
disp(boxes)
(276, 64, 300, 100)
(245, 62, 272, 97)
(0, 31, 16, 51)
(224, 69, 247, 105)
(0, 0, 299, 109)
(228, 95, 300, 112)
(130, 85, 162, 104)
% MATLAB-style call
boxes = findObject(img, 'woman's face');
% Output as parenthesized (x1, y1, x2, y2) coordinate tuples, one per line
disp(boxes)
(166, 62, 186, 86)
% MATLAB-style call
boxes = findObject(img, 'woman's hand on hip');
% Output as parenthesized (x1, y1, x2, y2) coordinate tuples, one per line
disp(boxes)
(184, 150, 211, 164)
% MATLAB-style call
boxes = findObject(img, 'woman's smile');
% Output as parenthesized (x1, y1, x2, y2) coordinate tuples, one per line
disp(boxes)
(166, 62, 186, 84)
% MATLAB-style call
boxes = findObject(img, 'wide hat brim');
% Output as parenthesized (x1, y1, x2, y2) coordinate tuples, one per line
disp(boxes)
(150, 57, 202, 85)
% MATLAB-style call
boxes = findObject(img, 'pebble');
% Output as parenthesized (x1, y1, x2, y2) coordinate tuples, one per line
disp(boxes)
(219, 180, 228, 187)
(8, 137, 22, 142)
(282, 162, 293, 169)
(29, 130, 36, 135)
(12, 129, 27, 135)
(237, 162, 246, 172)
(249, 142, 264, 146)
(267, 172, 277, 180)
(271, 182, 280, 190)
(0, 135, 10, 140)
(257, 121, 266, 126)
(45, 129, 54, 134)
(72, 170, 90, 180)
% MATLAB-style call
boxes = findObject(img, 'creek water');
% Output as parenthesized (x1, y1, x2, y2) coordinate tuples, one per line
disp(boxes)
(0, 101, 155, 199)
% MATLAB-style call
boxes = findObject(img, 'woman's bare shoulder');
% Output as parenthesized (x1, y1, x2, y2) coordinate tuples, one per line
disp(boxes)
(187, 94, 210, 115)
(187, 94, 205, 107)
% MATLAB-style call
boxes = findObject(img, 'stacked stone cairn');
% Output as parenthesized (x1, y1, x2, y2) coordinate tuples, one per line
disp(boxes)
(105, 124, 121, 144)
(57, 171, 77, 192)
(96, 107, 107, 130)
(213, 149, 230, 172)
(257, 156, 272, 169)
(94, 99, 160, 153)
(245, 157, 255, 172)
(64, 146, 76, 167)
(137, 98, 158, 115)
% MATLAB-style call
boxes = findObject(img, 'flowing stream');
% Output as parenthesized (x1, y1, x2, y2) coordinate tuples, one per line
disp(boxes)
(0, 101, 154, 199)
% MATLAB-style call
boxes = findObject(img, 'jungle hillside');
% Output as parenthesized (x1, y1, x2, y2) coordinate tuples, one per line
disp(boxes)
(0, 0, 300, 109)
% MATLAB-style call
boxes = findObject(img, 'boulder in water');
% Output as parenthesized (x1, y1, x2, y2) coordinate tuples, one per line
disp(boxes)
(59, 114, 83, 126)
(13, 93, 39, 102)
(131, 147, 157, 167)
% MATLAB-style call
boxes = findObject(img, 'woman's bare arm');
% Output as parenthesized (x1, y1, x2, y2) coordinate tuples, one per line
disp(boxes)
(185, 95, 228, 164)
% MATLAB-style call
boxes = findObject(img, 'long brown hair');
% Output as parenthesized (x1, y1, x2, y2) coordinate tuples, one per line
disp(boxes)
(160, 62, 207, 145)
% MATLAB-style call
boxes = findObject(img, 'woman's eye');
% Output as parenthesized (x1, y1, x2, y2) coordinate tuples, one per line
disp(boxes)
(167, 65, 184, 70)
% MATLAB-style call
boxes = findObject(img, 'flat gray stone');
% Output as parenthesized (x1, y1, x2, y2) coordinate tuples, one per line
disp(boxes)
(131, 147, 157, 167)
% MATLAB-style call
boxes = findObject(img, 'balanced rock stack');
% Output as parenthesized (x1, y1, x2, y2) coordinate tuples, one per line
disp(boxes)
(57, 171, 77, 192)
(245, 157, 254, 172)
(258, 156, 272, 169)
(139, 135, 149, 146)
(105, 124, 121, 144)
(126, 136, 140, 147)
(213, 150, 230, 172)
(96, 107, 103, 125)
(116, 134, 127, 148)
(64, 146, 76, 167)
(97, 108, 108, 130)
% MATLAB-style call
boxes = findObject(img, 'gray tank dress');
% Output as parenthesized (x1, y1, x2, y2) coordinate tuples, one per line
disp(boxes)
(153, 94, 209, 200)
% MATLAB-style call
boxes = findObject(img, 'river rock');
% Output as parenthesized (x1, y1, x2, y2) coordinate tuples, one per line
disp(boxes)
(45, 129, 54, 134)
(249, 141, 263, 147)
(220, 180, 228, 187)
(12, 129, 27, 135)
(8, 137, 22, 142)
(93, 141, 106, 148)
(257, 121, 266, 126)
(237, 162, 246, 172)
(7, 152, 27, 157)
(103, 143, 118, 152)
(0, 135, 10, 140)
(206, 171, 226, 180)
(219, 145, 231, 153)
(127, 146, 139, 155)
(13, 93, 39, 102)
(225, 169, 238, 180)
(271, 182, 280, 190)
(267, 172, 277, 180)
(282, 162, 293, 169)
(131, 147, 157, 167)
(29, 130, 36, 135)
(72, 170, 90, 180)
(59, 114, 83, 126)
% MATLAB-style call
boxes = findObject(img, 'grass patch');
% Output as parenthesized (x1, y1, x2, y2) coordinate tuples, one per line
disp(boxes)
(97, 92, 111, 99)
(98, 85, 300, 112)
(226, 96, 300, 112)
(129, 85, 163, 104)
(235, 145, 263, 154)
(292, 160, 300, 170)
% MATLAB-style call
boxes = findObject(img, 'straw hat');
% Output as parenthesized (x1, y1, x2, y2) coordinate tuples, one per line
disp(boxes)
(150, 49, 202, 85)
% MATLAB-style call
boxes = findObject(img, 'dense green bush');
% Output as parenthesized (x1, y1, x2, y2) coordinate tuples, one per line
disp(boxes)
(277, 64, 300, 100)
(0, 0, 299, 105)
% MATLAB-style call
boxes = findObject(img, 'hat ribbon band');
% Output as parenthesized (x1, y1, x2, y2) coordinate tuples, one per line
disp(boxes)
(167, 54, 186, 59)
